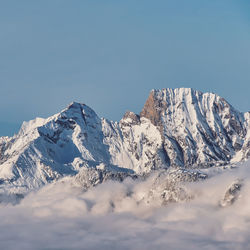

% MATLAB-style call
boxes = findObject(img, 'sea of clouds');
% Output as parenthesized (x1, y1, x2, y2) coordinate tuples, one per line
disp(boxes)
(1, 160, 250, 250)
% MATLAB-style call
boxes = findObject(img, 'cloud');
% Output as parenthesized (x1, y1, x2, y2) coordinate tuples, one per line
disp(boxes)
(1, 161, 250, 250)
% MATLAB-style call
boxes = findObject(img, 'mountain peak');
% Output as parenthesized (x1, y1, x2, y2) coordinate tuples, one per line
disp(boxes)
(66, 101, 85, 110)
(140, 88, 224, 126)
(150, 87, 199, 95)
(0, 88, 249, 195)
(140, 87, 248, 167)
(122, 111, 140, 124)
(59, 101, 98, 122)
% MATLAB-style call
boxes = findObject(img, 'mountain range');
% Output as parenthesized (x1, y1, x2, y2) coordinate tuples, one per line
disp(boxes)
(0, 88, 249, 196)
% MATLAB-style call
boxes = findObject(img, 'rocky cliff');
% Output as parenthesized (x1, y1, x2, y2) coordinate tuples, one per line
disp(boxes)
(0, 88, 249, 194)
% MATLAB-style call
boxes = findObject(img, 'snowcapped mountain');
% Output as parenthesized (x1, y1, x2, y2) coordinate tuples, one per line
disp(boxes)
(141, 88, 250, 167)
(0, 88, 249, 194)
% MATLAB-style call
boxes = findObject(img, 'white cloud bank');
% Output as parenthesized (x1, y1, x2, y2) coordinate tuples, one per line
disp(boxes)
(1, 161, 250, 250)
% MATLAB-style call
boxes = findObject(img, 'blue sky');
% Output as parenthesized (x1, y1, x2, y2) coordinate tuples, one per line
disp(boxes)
(0, 0, 250, 136)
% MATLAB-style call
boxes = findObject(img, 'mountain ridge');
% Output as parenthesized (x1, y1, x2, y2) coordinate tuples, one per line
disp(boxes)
(0, 88, 249, 195)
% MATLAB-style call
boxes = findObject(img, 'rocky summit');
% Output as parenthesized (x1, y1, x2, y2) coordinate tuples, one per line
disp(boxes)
(0, 88, 249, 196)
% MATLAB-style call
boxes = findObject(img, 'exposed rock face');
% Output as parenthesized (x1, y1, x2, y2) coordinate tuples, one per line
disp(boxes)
(74, 166, 138, 190)
(139, 168, 207, 206)
(242, 112, 250, 159)
(119, 113, 167, 173)
(0, 88, 249, 194)
(140, 91, 163, 127)
(72, 166, 207, 206)
(140, 88, 249, 168)
(122, 111, 140, 125)
(220, 179, 243, 207)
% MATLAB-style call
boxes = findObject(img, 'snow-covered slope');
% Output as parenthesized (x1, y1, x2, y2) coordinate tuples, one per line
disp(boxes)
(141, 88, 249, 167)
(0, 88, 249, 194)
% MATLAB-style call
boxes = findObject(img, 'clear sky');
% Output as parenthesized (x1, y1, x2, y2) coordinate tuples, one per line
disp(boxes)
(0, 0, 250, 136)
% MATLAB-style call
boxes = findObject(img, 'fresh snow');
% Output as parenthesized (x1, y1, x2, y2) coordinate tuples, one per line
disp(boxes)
(0, 88, 249, 197)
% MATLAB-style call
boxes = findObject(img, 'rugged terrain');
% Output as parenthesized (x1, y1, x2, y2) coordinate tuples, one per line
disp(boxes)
(0, 88, 249, 196)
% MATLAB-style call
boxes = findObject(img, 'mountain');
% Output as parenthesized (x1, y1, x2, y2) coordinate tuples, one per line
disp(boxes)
(0, 88, 249, 195)
(140, 88, 250, 167)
